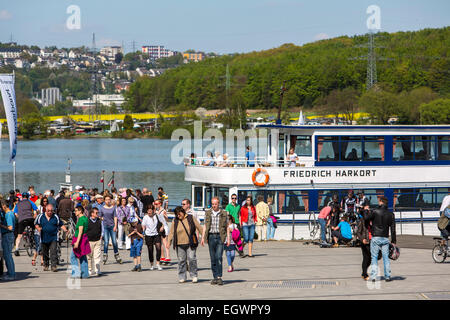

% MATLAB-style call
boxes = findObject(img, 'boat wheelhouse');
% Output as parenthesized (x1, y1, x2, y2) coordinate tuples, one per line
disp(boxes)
(185, 125, 450, 239)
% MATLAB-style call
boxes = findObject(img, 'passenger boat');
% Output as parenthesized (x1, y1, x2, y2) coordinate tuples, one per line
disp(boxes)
(184, 125, 450, 240)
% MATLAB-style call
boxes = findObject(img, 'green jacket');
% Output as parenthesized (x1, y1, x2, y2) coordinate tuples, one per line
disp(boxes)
(204, 208, 228, 243)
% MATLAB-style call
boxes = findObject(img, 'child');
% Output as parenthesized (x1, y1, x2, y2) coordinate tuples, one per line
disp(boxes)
(128, 221, 144, 272)
(225, 215, 239, 272)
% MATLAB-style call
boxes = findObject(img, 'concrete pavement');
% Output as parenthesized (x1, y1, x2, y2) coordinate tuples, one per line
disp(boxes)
(1, 239, 449, 300)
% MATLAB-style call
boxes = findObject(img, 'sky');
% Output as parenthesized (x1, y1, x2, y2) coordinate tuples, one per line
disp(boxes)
(0, 0, 449, 54)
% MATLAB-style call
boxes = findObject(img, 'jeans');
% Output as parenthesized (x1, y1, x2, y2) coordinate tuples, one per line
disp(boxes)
(176, 245, 198, 280)
(41, 241, 58, 268)
(70, 250, 89, 278)
(370, 237, 391, 280)
(103, 226, 119, 254)
(224, 245, 236, 267)
(208, 234, 224, 279)
(266, 218, 275, 240)
(242, 224, 255, 243)
(318, 218, 327, 243)
(1, 232, 15, 278)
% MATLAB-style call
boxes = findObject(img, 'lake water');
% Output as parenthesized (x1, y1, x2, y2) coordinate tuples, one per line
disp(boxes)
(0, 138, 190, 205)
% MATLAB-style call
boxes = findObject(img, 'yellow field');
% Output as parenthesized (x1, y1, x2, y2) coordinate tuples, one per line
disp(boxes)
(0, 113, 177, 123)
(0, 111, 370, 124)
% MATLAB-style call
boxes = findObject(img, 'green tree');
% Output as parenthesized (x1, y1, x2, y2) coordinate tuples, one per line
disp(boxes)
(359, 86, 400, 124)
(123, 114, 134, 131)
(20, 112, 47, 139)
(419, 98, 450, 124)
(18, 99, 40, 118)
(397, 87, 438, 124)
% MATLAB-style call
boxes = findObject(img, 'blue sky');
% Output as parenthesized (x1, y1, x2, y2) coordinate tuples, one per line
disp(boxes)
(0, 0, 448, 53)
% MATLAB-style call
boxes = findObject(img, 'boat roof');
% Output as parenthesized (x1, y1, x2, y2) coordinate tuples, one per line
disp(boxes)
(256, 124, 450, 131)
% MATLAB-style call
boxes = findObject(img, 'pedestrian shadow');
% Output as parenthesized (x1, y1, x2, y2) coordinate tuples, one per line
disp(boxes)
(100, 271, 121, 275)
(233, 268, 250, 272)
(9, 272, 37, 281)
(389, 276, 407, 281)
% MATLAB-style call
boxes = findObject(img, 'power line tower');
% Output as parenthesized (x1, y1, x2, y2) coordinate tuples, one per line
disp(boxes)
(219, 64, 246, 129)
(350, 31, 390, 91)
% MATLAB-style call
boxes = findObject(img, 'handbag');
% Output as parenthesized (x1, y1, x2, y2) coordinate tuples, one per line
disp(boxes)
(155, 214, 164, 237)
(71, 234, 91, 258)
(180, 216, 198, 249)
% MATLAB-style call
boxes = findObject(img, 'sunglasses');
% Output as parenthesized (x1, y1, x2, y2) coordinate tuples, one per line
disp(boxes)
(231, 198, 237, 200)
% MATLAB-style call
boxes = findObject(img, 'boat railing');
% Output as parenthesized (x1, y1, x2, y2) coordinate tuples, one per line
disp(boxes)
(184, 156, 312, 168)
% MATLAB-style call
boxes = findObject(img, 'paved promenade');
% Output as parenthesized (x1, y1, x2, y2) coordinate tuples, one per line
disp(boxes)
(1, 237, 449, 300)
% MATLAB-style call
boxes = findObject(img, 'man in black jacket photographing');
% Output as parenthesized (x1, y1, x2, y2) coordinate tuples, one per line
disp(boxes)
(364, 196, 396, 282)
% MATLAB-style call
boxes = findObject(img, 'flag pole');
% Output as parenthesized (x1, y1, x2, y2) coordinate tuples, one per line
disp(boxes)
(13, 160, 16, 191)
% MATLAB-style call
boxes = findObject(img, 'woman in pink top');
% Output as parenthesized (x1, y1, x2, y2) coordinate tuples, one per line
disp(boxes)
(318, 206, 331, 244)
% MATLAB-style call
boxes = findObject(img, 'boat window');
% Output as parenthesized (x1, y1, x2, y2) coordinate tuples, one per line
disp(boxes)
(290, 135, 312, 157)
(394, 188, 438, 210)
(437, 188, 450, 205)
(363, 136, 384, 161)
(317, 136, 383, 162)
(437, 136, 450, 160)
(205, 187, 212, 208)
(285, 191, 309, 213)
(278, 134, 285, 163)
(193, 186, 203, 208)
(317, 189, 383, 209)
(217, 187, 230, 208)
(342, 137, 362, 161)
(317, 136, 338, 161)
(394, 136, 437, 161)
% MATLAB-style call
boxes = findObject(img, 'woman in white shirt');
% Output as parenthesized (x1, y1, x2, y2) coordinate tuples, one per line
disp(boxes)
(142, 206, 164, 270)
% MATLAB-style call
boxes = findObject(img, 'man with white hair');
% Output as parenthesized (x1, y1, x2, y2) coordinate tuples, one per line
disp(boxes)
(214, 151, 224, 167)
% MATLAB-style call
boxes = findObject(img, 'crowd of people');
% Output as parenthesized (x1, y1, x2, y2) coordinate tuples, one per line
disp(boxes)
(0, 185, 278, 285)
(318, 189, 400, 282)
(1, 184, 448, 285)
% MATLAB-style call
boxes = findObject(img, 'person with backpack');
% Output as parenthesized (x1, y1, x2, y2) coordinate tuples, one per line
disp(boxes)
(224, 215, 239, 272)
(167, 206, 203, 283)
(357, 204, 372, 281)
(364, 196, 396, 282)
(437, 205, 450, 247)
(13, 192, 38, 256)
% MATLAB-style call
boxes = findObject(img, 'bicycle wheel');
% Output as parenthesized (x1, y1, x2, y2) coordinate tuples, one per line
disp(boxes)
(24, 235, 34, 257)
(432, 244, 447, 263)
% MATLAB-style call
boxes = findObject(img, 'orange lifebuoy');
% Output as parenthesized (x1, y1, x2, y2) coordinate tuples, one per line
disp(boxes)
(252, 168, 269, 187)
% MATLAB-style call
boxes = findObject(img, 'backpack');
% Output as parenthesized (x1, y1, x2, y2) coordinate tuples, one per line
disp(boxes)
(437, 213, 449, 231)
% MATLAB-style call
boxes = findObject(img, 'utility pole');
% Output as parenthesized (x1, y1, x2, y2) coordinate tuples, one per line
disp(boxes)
(276, 81, 287, 124)
(219, 64, 246, 129)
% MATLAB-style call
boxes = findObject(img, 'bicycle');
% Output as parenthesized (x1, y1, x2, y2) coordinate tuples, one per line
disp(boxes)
(22, 226, 36, 257)
(308, 211, 320, 240)
(432, 237, 449, 263)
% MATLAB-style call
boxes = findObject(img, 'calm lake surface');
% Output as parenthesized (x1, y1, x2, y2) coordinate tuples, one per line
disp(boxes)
(0, 138, 190, 205)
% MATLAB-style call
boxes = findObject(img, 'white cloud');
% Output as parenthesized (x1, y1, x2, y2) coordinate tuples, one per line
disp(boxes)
(314, 33, 329, 41)
(0, 9, 12, 20)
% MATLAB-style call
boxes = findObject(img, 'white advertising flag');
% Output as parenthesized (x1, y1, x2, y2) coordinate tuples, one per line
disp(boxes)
(0, 74, 18, 162)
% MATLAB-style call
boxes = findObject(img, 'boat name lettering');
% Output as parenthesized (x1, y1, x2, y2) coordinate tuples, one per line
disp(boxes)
(283, 169, 377, 178)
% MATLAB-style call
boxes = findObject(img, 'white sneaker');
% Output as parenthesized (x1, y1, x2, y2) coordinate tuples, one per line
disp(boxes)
(192, 277, 198, 283)
(157, 265, 162, 271)
(150, 265, 154, 271)
(179, 279, 185, 283)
